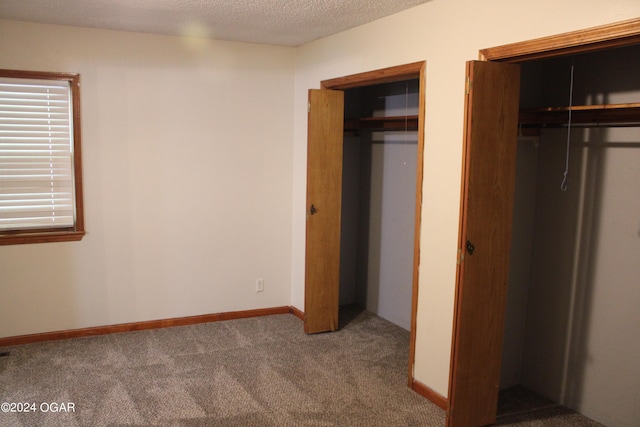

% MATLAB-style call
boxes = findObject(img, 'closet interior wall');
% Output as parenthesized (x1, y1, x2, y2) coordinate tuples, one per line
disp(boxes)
(501, 44, 640, 425)
(340, 80, 419, 331)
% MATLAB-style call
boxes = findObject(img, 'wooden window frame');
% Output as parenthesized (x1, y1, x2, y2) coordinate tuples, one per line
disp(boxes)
(0, 69, 85, 245)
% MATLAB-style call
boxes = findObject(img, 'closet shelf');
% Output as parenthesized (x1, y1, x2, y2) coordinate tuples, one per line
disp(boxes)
(519, 103, 640, 125)
(344, 115, 419, 131)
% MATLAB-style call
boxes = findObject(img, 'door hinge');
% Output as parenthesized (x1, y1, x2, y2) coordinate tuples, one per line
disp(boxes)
(465, 76, 472, 95)
(308, 101, 311, 112)
(457, 248, 464, 265)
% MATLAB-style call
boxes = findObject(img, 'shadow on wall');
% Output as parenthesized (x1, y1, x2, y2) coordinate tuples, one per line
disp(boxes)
(504, 47, 640, 426)
(520, 124, 640, 414)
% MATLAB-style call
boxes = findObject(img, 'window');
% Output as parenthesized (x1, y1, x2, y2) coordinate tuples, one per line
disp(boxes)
(0, 69, 84, 245)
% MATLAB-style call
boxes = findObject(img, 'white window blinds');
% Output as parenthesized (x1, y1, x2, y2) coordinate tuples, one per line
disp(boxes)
(0, 77, 76, 231)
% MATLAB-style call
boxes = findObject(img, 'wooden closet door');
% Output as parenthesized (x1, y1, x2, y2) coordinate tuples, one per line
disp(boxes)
(304, 89, 344, 334)
(447, 61, 520, 427)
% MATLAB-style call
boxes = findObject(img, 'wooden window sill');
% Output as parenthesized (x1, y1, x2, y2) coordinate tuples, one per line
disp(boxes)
(0, 230, 85, 246)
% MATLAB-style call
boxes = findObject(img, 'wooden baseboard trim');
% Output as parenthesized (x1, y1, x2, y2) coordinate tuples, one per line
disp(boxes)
(289, 306, 304, 321)
(412, 379, 448, 410)
(0, 306, 296, 347)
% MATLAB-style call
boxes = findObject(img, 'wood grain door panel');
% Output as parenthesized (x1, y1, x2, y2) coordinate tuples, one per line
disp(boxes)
(304, 89, 344, 334)
(447, 61, 521, 427)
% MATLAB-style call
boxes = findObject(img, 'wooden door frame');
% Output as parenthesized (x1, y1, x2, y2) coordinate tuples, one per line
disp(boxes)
(317, 60, 426, 390)
(448, 17, 640, 425)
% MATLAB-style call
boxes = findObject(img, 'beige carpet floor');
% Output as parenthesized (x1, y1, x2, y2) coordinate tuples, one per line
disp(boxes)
(0, 308, 603, 426)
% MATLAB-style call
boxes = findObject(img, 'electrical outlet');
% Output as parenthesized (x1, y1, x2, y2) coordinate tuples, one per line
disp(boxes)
(256, 278, 264, 292)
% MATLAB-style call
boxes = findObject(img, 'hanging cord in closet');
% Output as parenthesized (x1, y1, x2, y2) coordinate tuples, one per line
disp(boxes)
(560, 60, 575, 192)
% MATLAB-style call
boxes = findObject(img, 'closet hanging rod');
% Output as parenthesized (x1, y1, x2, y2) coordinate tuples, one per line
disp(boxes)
(344, 128, 420, 134)
(344, 115, 419, 132)
(520, 122, 640, 129)
(519, 102, 640, 126)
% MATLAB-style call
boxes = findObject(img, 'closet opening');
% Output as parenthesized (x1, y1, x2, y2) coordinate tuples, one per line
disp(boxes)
(339, 79, 420, 331)
(304, 61, 425, 390)
(498, 43, 640, 423)
(448, 19, 640, 427)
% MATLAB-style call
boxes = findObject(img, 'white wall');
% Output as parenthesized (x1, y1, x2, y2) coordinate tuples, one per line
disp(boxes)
(0, 20, 295, 337)
(291, 0, 640, 404)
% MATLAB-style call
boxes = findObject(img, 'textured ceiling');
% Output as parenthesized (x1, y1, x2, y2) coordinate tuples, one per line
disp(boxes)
(0, 0, 431, 47)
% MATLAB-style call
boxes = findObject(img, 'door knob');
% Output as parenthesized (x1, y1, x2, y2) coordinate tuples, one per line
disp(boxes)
(466, 240, 475, 255)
